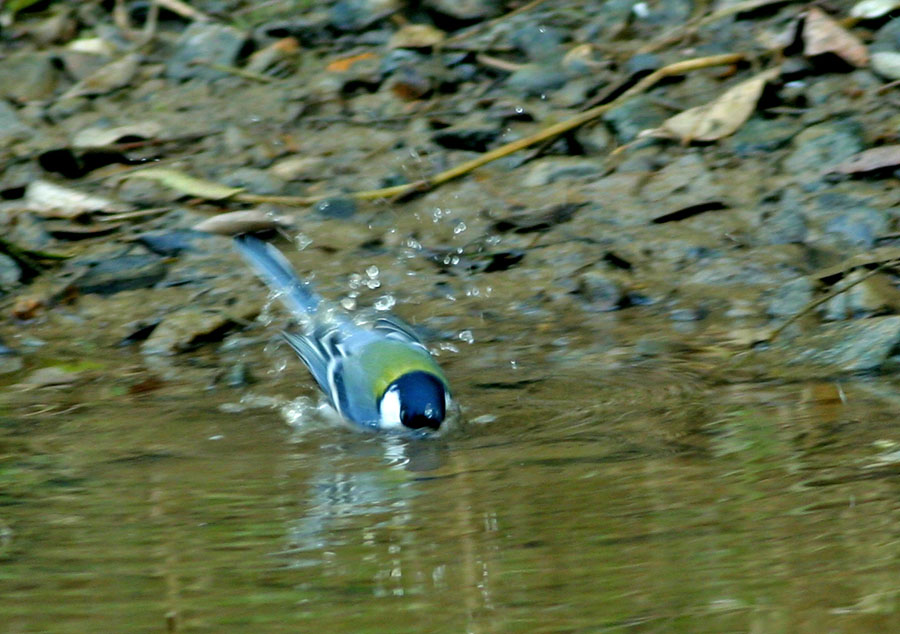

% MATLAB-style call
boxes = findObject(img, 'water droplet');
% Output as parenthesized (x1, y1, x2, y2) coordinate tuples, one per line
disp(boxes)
(374, 295, 396, 311)
(453, 221, 467, 234)
(340, 297, 357, 311)
(293, 232, 313, 250)
(366, 265, 379, 278)
(458, 330, 474, 344)
(510, 360, 518, 369)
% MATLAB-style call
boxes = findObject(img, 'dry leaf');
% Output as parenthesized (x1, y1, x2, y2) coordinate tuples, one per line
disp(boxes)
(803, 8, 868, 67)
(193, 209, 294, 235)
(850, 0, 900, 19)
(641, 67, 780, 143)
(60, 52, 141, 99)
(828, 145, 900, 174)
(124, 168, 244, 200)
(25, 180, 129, 218)
(72, 121, 163, 148)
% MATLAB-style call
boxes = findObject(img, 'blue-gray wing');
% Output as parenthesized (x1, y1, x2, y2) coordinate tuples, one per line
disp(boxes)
(371, 316, 427, 347)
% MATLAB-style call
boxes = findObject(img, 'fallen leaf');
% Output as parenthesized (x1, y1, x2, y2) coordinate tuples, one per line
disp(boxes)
(25, 180, 130, 218)
(850, 0, 900, 19)
(326, 51, 377, 73)
(803, 8, 868, 67)
(641, 67, 780, 143)
(811, 247, 900, 282)
(72, 121, 163, 149)
(828, 145, 900, 175)
(124, 168, 244, 200)
(193, 209, 294, 235)
(60, 52, 141, 99)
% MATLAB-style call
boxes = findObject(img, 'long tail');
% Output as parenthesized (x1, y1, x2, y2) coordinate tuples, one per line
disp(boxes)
(233, 234, 321, 316)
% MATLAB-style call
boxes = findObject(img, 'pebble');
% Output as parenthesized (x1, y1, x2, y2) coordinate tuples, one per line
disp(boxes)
(0, 52, 59, 102)
(782, 121, 864, 174)
(423, 0, 501, 21)
(823, 272, 900, 321)
(506, 64, 568, 97)
(767, 276, 814, 318)
(315, 197, 358, 219)
(330, 0, 399, 31)
(74, 254, 168, 295)
(522, 158, 603, 187)
(603, 95, 669, 143)
(166, 23, 247, 81)
(871, 51, 900, 81)
(0, 253, 22, 287)
(789, 315, 900, 371)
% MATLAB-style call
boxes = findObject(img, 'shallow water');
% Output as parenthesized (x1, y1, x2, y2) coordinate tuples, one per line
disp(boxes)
(2, 335, 899, 634)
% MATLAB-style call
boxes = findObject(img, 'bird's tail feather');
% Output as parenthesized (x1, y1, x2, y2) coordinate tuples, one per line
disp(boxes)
(234, 234, 321, 316)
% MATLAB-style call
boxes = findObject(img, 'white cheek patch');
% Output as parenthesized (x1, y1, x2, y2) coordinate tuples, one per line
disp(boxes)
(379, 386, 404, 429)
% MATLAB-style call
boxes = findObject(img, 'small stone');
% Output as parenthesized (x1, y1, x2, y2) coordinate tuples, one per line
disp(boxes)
(141, 308, 237, 356)
(137, 230, 230, 256)
(871, 51, 900, 81)
(74, 254, 168, 295)
(423, 0, 500, 21)
(574, 271, 624, 311)
(166, 23, 247, 81)
(432, 125, 499, 152)
(790, 315, 900, 371)
(506, 64, 568, 97)
(0, 101, 34, 146)
(603, 94, 669, 143)
(767, 276, 814, 318)
(823, 206, 889, 248)
(511, 25, 564, 62)
(221, 168, 286, 196)
(330, 0, 399, 32)
(0, 52, 59, 102)
(782, 121, 864, 174)
(523, 158, 603, 187)
(0, 253, 21, 288)
(315, 196, 358, 219)
(823, 271, 900, 320)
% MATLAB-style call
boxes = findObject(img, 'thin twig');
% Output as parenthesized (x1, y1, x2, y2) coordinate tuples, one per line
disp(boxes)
(181, 53, 747, 207)
(442, 0, 550, 47)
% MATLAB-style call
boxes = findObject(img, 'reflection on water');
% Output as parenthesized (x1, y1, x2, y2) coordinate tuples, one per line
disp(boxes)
(1, 354, 899, 633)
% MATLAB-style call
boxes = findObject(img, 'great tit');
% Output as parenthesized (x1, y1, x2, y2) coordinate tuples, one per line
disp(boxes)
(234, 234, 453, 433)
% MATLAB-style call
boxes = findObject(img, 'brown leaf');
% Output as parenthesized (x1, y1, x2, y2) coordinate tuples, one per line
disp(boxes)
(802, 8, 868, 67)
(641, 67, 780, 143)
(828, 145, 900, 175)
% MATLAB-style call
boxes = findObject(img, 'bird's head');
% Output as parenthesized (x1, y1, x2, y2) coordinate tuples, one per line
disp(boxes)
(378, 371, 447, 431)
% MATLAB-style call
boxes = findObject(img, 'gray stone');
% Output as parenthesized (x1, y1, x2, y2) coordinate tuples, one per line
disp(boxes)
(823, 207, 889, 248)
(823, 272, 900, 320)
(758, 207, 808, 245)
(603, 95, 669, 143)
(331, 0, 399, 31)
(74, 254, 168, 295)
(423, 0, 501, 21)
(141, 308, 237, 356)
(871, 17, 900, 53)
(574, 271, 624, 312)
(315, 197, 358, 219)
(0, 52, 59, 102)
(523, 158, 603, 187)
(506, 64, 568, 97)
(0, 253, 21, 287)
(871, 51, 900, 81)
(221, 168, 286, 196)
(726, 117, 800, 157)
(166, 23, 247, 81)
(767, 277, 814, 318)
(782, 121, 864, 174)
(511, 25, 564, 62)
(790, 316, 900, 371)
(0, 101, 34, 147)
